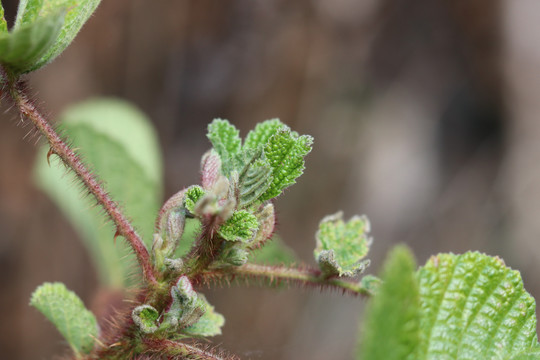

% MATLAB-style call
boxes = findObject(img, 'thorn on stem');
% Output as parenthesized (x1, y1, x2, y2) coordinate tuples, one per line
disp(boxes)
(114, 229, 122, 244)
(46, 148, 54, 166)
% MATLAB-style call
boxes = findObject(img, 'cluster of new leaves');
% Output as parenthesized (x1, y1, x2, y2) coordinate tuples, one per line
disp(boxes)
(0, 0, 101, 79)
(359, 247, 540, 360)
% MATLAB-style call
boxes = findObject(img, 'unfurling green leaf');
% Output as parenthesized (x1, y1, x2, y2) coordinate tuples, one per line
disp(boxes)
(132, 305, 159, 334)
(314, 212, 372, 277)
(201, 150, 222, 190)
(30, 282, 98, 357)
(260, 128, 313, 200)
(14, 0, 102, 72)
(184, 185, 205, 214)
(244, 119, 286, 150)
(34, 98, 163, 287)
(218, 243, 249, 267)
(417, 252, 539, 360)
(359, 245, 420, 360)
(237, 157, 273, 207)
(249, 203, 276, 248)
(0, 12, 65, 74)
(183, 294, 225, 337)
(207, 119, 241, 175)
(218, 210, 259, 242)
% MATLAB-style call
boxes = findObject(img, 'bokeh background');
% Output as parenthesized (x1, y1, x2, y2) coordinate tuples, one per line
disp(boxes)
(1, 0, 540, 359)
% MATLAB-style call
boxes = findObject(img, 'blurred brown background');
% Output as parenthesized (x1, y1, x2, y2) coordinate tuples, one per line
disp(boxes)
(1, 0, 540, 359)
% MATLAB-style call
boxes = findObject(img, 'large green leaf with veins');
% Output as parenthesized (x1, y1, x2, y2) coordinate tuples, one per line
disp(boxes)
(417, 252, 539, 360)
(30, 282, 98, 357)
(34, 99, 163, 287)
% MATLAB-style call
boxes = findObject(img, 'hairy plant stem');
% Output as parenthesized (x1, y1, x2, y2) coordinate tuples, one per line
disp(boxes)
(143, 338, 233, 360)
(197, 263, 373, 297)
(5, 76, 158, 287)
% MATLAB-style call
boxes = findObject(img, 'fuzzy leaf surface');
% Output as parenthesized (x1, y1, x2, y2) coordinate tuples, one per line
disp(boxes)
(30, 282, 98, 356)
(417, 252, 539, 360)
(359, 245, 420, 360)
(182, 295, 225, 337)
(14, 0, 101, 72)
(260, 128, 313, 200)
(0, 12, 64, 74)
(207, 119, 241, 175)
(184, 185, 205, 214)
(34, 99, 163, 287)
(132, 305, 159, 334)
(218, 210, 259, 242)
(244, 119, 285, 150)
(314, 212, 371, 277)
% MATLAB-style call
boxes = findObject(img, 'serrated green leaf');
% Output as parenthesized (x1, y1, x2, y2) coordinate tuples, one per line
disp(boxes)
(260, 128, 313, 201)
(314, 212, 372, 277)
(207, 119, 241, 175)
(30, 282, 98, 356)
(183, 294, 225, 337)
(14, 0, 101, 72)
(218, 210, 258, 242)
(0, 5, 8, 33)
(0, 11, 65, 74)
(359, 246, 420, 360)
(132, 305, 159, 334)
(417, 252, 538, 360)
(244, 119, 286, 150)
(34, 98, 163, 287)
(184, 185, 205, 214)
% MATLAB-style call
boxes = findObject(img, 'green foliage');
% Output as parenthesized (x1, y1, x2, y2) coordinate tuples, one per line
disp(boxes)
(249, 236, 296, 265)
(34, 98, 163, 287)
(260, 128, 313, 201)
(132, 305, 160, 334)
(184, 185, 205, 214)
(314, 212, 372, 277)
(218, 210, 259, 242)
(417, 252, 539, 360)
(182, 295, 225, 337)
(14, 0, 102, 72)
(30, 282, 98, 357)
(207, 119, 242, 175)
(0, 5, 8, 33)
(359, 245, 420, 360)
(0, 12, 65, 74)
(244, 119, 285, 150)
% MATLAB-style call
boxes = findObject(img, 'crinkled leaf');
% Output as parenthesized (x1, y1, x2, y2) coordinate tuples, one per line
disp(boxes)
(132, 305, 159, 334)
(34, 99, 163, 287)
(260, 128, 313, 200)
(184, 185, 205, 214)
(314, 212, 372, 277)
(417, 252, 539, 360)
(0, 11, 64, 74)
(207, 119, 241, 175)
(249, 203, 276, 248)
(160, 276, 206, 332)
(244, 118, 286, 150)
(30, 282, 98, 356)
(237, 158, 273, 207)
(183, 294, 225, 337)
(359, 245, 420, 360)
(218, 210, 258, 242)
(14, 0, 102, 72)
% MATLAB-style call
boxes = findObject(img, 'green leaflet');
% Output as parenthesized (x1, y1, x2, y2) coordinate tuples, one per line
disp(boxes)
(14, 0, 102, 72)
(132, 305, 160, 334)
(260, 128, 313, 201)
(34, 99, 163, 287)
(314, 212, 372, 277)
(417, 252, 539, 360)
(218, 210, 259, 242)
(183, 294, 225, 337)
(0, 5, 7, 33)
(359, 245, 420, 360)
(244, 119, 285, 150)
(0, 11, 65, 74)
(207, 119, 241, 175)
(184, 185, 205, 214)
(30, 282, 98, 357)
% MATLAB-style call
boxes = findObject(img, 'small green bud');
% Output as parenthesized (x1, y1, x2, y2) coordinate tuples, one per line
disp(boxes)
(132, 305, 159, 334)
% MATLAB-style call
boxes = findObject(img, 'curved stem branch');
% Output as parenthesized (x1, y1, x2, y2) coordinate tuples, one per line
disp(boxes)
(197, 263, 373, 297)
(6, 78, 158, 287)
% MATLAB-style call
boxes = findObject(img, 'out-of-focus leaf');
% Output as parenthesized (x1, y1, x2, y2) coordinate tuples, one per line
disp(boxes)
(182, 294, 225, 337)
(249, 236, 295, 265)
(0, 5, 8, 33)
(30, 282, 98, 357)
(358, 245, 420, 360)
(34, 98, 162, 287)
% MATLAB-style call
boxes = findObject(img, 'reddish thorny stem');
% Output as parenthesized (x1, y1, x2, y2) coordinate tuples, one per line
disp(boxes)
(6, 79, 158, 287)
